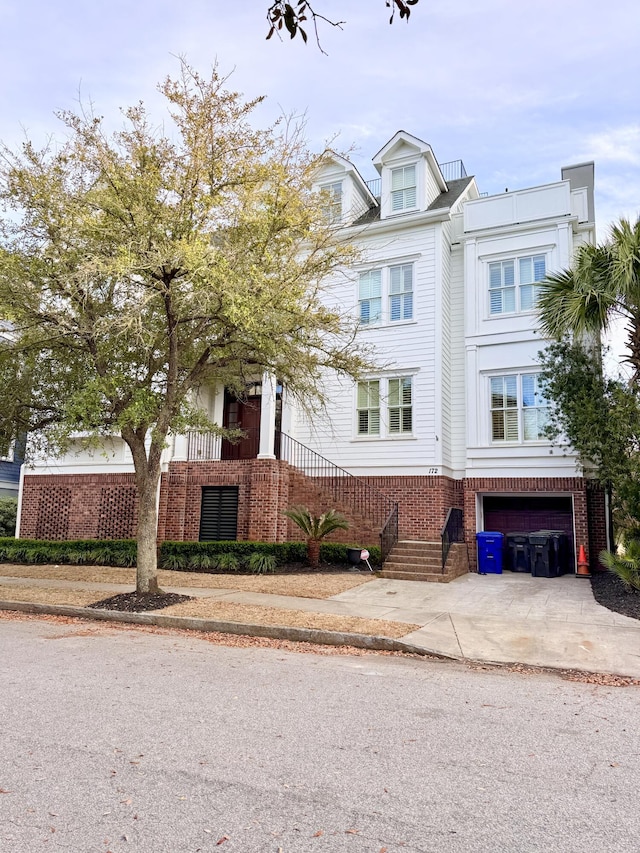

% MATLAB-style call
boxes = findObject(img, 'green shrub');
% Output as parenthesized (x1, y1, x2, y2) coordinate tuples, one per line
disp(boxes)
(162, 551, 189, 571)
(247, 552, 277, 574)
(319, 542, 381, 566)
(213, 552, 240, 573)
(187, 552, 216, 572)
(0, 498, 17, 537)
(0, 538, 137, 567)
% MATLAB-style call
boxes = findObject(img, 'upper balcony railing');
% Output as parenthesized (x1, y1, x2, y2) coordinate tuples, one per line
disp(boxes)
(438, 159, 467, 181)
(365, 178, 381, 197)
(364, 160, 467, 200)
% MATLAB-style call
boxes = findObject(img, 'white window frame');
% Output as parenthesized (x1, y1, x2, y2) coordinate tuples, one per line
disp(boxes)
(357, 380, 381, 435)
(389, 264, 414, 322)
(358, 269, 382, 326)
(490, 372, 549, 443)
(356, 376, 414, 438)
(488, 254, 547, 316)
(320, 180, 343, 224)
(357, 263, 415, 327)
(388, 377, 413, 434)
(390, 165, 417, 212)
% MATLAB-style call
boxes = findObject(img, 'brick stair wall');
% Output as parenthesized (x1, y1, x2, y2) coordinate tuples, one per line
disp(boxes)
(285, 467, 381, 549)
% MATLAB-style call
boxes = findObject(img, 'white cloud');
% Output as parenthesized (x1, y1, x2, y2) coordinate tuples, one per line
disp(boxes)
(585, 126, 640, 166)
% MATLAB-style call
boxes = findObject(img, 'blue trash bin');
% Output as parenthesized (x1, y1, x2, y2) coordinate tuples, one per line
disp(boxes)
(476, 531, 504, 574)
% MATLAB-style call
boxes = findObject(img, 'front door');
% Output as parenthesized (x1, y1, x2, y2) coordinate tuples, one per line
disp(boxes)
(221, 390, 261, 460)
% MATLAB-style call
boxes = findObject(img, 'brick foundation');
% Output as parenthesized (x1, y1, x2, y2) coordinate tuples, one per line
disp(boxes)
(19, 473, 138, 540)
(20, 469, 608, 573)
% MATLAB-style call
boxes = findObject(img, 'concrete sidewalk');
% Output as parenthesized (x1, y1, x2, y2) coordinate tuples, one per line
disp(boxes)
(1, 571, 640, 678)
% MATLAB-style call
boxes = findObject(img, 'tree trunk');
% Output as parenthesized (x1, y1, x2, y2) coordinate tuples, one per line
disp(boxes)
(136, 474, 161, 594)
(122, 427, 164, 596)
(307, 539, 320, 569)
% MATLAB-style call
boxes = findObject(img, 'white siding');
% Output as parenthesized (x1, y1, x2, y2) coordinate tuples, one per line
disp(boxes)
(448, 242, 466, 472)
(294, 224, 439, 476)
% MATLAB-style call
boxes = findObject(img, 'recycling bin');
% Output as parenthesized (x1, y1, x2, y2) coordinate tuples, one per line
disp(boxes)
(476, 531, 504, 574)
(505, 532, 531, 573)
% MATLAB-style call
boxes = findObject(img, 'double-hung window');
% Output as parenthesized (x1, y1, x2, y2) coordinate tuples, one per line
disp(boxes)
(320, 181, 343, 224)
(358, 264, 414, 325)
(490, 373, 548, 442)
(358, 270, 382, 325)
(388, 378, 412, 433)
(489, 254, 546, 315)
(391, 165, 416, 212)
(389, 264, 413, 321)
(357, 380, 380, 435)
(357, 377, 413, 437)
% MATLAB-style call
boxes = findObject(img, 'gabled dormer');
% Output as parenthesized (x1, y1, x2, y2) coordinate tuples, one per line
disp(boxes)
(372, 131, 448, 220)
(312, 152, 377, 226)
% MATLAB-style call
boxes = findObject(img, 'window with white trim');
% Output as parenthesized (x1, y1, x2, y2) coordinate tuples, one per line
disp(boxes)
(389, 264, 413, 321)
(358, 263, 414, 326)
(357, 377, 413, 437)
(357, 380, 380, 435)
(391, 165, 417, 212)
(388, 377, 412, 433)
(489, 254, 546, 315)
(490, 373, 548, 442)
(320, 181, 343, 224)
(358, 269, 382, 325)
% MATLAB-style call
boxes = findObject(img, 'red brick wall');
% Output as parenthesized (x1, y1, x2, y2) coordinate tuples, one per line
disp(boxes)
(587, 482, 608, 572)
(19, 474, 138, 540)
(20, 469, 606, 574)
(361, 476, 462, 540)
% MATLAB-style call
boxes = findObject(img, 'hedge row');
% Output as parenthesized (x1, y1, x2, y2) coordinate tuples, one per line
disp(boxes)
(0, 538, 381, 572)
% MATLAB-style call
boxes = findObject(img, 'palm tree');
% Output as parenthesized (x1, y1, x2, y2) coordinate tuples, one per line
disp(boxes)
(283, 506, 349, 568)
(600, 540, 640, 592)
(537, 217, 640, 381)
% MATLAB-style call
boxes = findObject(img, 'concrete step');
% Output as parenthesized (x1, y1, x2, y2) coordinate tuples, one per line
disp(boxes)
(385, 550, 441, 561)
(383, 559, 442, 571)
(379, 569, 450, 583)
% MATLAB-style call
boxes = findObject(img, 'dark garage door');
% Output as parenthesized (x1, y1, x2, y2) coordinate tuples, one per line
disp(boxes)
(483, 495, 574, 542)
(199, 486, 239, 541)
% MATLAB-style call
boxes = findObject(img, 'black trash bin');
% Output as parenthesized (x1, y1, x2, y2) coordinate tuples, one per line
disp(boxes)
(476, 531, 504, 574)
(347, 548, 363, 566)
(532, 530, 571, 575)
(529, 532, 560, 578)
(505, 532, 531, 573)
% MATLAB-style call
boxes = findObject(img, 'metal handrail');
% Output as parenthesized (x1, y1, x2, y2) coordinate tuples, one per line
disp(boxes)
(441, 507, 464, 572)
(277, 431, 399, 561)
(185, 427, 399, 560)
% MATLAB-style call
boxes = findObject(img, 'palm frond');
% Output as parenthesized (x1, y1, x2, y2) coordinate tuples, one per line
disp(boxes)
(537, 244, 617, 340)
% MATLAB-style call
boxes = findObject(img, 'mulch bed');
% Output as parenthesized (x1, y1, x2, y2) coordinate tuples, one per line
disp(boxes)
(590, 572, 640, 621)
(88, 592, 193, 612)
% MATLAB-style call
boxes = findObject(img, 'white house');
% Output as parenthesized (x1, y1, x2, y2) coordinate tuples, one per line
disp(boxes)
(18, 132, 605, 576)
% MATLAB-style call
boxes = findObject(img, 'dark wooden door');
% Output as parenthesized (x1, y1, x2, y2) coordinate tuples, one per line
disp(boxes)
(221, 393, 261, 460)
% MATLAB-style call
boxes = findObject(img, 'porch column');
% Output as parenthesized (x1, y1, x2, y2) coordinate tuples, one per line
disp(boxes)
(172, 433, 189, 462)
(257, 371, 277, 459)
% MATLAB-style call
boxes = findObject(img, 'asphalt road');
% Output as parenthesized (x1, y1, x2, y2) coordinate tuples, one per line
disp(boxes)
(1, 617, 638, 853)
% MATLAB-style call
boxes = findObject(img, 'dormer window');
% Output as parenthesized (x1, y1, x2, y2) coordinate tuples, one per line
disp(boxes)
(320, 181, 343, 223)
(391, 165, 416, 212)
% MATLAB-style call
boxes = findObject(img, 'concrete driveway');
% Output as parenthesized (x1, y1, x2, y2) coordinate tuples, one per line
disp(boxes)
(331, 572, 640, 678)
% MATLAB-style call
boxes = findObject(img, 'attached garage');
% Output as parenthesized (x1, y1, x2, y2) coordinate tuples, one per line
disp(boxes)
(482, 495, 575, 570)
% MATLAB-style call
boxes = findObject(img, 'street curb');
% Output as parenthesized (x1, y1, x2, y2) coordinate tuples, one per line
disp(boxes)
(0, 599, 454, 660)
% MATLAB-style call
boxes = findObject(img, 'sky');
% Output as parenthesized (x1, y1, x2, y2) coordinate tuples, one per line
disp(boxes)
(1, 0, 639, 353)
